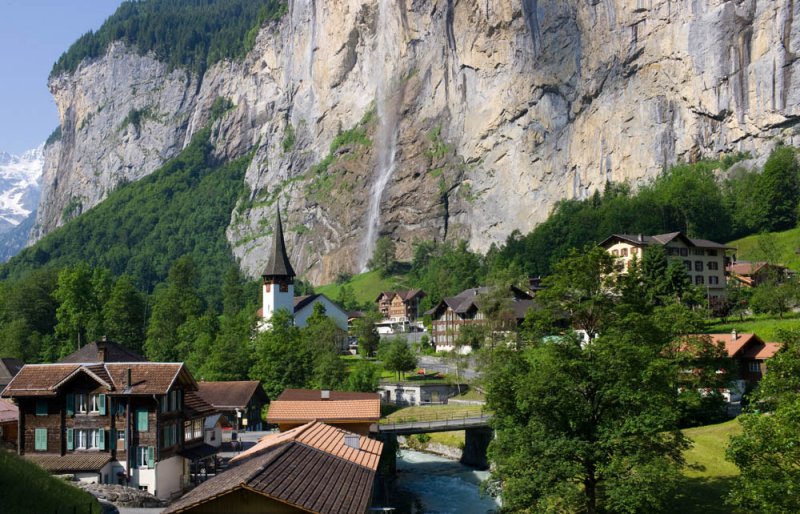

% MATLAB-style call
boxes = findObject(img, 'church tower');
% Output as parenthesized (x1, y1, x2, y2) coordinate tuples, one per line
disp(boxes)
(262, 204, 296, 322)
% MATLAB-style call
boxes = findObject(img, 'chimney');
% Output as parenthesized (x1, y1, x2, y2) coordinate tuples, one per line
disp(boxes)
(321, 390, 330, 400)
(731, 329, 737, 341)
(126, 368, 132, 389)
(637, 234, 644, 242)
(344, 434, 360, 450)
(97, 336, 109, 362)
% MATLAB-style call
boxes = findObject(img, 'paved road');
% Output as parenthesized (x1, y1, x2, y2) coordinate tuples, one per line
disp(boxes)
(119, 509, 164, 514)
(377, 415, 492, 435)
(417, 355, 480, 380)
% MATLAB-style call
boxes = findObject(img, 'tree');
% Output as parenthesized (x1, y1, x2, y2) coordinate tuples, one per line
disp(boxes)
(367, 236, 397, 276)
(354, 312, 381, 358)
(221, 266, 245, 316)
(336, 284, 360, 312)
(727, 329, 800, 512)
(196, 309, 254, 381)
(53, 265, 104, 356)
(346, 359, 381, 392)
(758, 146, 800, 232)
(250, 309, 313, 398)
(750, 280, 797, 319)
(103, 276, 146, 353)
(381, 338, 417, 380)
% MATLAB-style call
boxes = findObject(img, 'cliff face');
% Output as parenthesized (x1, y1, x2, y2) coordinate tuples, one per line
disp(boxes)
(34, 0, 800, 284)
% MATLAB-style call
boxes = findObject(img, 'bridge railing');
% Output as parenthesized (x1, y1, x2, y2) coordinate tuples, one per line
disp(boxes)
(378, 409, 492, 431)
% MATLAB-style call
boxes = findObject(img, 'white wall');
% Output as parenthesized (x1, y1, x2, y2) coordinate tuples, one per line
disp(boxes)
(75, 471, 101, 484)
(155, 455, 184, 499)
(262, 282, 295, 322)
(294, 295, 348, 331)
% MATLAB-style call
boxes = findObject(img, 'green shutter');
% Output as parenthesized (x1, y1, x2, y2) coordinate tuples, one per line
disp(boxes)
(98, 394, 106, 415)
(177, 389, 182, 411)
(35, 399, 47, 416)
(136, 410, 148, 432)
(66, 393, 74, 416)
(98, 429, 106, 450)
(147, 446, 155, 468)
(66, 428, 74, 450)
(35, 428, 47, 451)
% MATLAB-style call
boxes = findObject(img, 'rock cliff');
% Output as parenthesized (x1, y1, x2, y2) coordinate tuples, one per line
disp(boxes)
(33, 0, 800, 284)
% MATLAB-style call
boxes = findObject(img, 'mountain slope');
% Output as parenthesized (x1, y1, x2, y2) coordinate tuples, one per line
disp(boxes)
(33, 0, 800, 285)
(0, 145, 42, 233)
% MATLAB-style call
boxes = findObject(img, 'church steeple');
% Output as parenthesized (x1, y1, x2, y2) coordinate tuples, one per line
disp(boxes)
(262, 203, 295, 281)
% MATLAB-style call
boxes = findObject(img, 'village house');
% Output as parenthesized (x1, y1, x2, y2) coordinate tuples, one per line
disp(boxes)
(163, 421, 383, 514)
(0, 350, 219, 499)
(196, 380, 268, 432)
(267, 389, 380, 435)
(0, 357, 23, 392)
(726, 260, 792, 288)
(426, 285, 537, 353)
(259, 205, 349, 332)
(0, 398, 18, 449)
(376, 289, 427, 323)
(598, 232, 733, 301)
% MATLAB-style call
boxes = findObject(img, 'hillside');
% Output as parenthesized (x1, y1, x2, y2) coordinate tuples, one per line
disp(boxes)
(32, 0, 800, 284)
(2, 128, 248, 307)
(0, 449, 100, 514)
(728, 227, 800, 271)
(316, 270, 412, 307)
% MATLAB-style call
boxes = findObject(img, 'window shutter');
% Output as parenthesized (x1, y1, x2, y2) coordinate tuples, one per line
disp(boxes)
(66, 393, 75, 416)
(35, 399, 47, 416)
(66, 428, 74, 450)
(98, 429, 106, 451)
(35, 428, 47, 451)
(147, 446, 155, 468)
(177, 389, 182, 411)
(136, 410, 148, 432)
(98, 394, 106, 415)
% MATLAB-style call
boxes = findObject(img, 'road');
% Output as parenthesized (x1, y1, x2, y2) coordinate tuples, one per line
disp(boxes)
(417, 355, 481, 380)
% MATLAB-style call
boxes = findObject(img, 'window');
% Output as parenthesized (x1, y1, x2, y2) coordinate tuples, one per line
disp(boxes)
(695, 275, 704, 285)
(76, 394, 87, 413)
(707, 261, 719, 271)
(695, 261, 704, 272)
(707, 250, 718, 256)
(279, 283, 289, 292)
(748, 362, 761, 373)
(683, 260, 691, 271)
(34, 428, 47, 451)
(162, 423, 178, 448)
(612, 249, 619, 256)
(117, 429, 126, 451)
(692, 249, 704, 256)
(709, 276, 719, 285)
(193, 419, 202, 440)
(184, 421, 192, 441)
(680, 248, 689, 257)
(89, 395, 100, 413)
(631, 247, 639, 255)
(76, 429, 87, 449)
(621, 248, 628, 257)
(35, 399, 47, 416)
(136, 446, 154, 469)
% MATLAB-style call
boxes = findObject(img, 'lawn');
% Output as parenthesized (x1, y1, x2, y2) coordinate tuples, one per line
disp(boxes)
(0, 449, 101, 514)
(728, 227, 800, 270)
(381, 403, 486, 424)
(673, 419, 743, 514)
(705, 312, 800, 341)
(316, 269, 411, 305)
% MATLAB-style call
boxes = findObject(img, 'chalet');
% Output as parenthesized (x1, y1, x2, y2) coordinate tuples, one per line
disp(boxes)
(376, 289, 427, 323)
(196, 380, 268, 431)
(599, 232, 733, 300)
(267, 389, 380, 435)
(426, 285, 537, 353)
(726, 260, 792, 288)
(0, 357, 23, 391)
(163, 421, 383, 514)
(259, 205, 349, 331)
(1, 358, 218, 499)
(702, 331, 782, 383)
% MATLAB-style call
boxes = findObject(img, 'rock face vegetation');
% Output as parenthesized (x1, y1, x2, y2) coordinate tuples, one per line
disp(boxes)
(29, 0, 800, 284)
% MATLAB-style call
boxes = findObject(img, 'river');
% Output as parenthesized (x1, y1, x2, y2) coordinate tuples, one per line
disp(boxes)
(378, 449, 501, 513)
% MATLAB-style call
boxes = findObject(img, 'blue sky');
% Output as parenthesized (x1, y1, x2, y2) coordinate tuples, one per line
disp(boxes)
(0, 0, 123, 154)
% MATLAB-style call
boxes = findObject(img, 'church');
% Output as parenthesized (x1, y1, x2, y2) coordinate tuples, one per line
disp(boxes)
(258, 205, 349, 331)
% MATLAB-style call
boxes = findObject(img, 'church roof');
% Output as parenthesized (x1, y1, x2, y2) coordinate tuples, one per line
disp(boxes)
(262, 205, 295, 279)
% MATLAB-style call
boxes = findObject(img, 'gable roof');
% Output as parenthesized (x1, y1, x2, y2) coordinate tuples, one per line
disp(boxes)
(1, 362, 196, 398)
(196, 381, 268, 410)
(268, 389, 380, 424)
(426, 285, 536, 319)
(598, 232, 733, 250)
(262, 204, 296, 279)
(59, 340, 146, 364)
(26, 453, 111, 473)
(376, 289, 427, 303)
(184, 390, 218, 419)
(164, 422, 383, 514)
(0, 357, 23, 387)
(698, 333, 782, 360)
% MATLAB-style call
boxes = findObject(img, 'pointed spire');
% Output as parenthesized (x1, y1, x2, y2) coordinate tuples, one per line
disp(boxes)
(262, 203, 296, 279)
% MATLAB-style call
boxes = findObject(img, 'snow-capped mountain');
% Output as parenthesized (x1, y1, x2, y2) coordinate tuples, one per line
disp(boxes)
(0, 144, 43, 233)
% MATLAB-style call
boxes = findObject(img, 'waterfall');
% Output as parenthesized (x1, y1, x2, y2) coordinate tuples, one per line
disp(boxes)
(359, 1, 401, 272)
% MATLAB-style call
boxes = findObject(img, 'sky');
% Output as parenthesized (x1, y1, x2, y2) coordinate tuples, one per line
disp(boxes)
(0, 1, 123, 155)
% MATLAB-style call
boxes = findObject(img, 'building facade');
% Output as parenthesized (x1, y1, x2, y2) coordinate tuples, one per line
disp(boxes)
(599, 232, 732, 301)
(376, 289, 427, 323)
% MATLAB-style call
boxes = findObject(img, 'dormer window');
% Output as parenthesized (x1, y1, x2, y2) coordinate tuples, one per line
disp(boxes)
(89, 394, 101, 413)
(76, 394, 88, 413)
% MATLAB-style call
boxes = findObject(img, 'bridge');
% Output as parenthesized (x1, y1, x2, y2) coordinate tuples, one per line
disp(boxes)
(372, 412, 493, 469)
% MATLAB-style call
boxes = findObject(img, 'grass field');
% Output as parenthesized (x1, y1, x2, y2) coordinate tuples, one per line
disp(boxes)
(381, 403, 486, 424)
(728, 227, 800, 270)
(706, 312, 800, 341)
(316, 269, 412, 305)
(673, 419, 743, 514)
(0, 449, 100, 514)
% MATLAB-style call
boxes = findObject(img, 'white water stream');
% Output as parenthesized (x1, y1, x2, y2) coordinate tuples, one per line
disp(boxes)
(359, 0, 401, 271)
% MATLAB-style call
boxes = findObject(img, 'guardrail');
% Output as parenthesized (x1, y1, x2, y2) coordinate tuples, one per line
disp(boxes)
(378, 413, 492, 433)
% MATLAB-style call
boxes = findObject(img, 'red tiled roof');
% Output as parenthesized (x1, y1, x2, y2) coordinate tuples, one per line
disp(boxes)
(196, 381, 267, 409)
(703, 333, 763, 358)
(230, 421, 382, 469)
(164, 422, 382, 514)
(268, 389, 380, 423)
